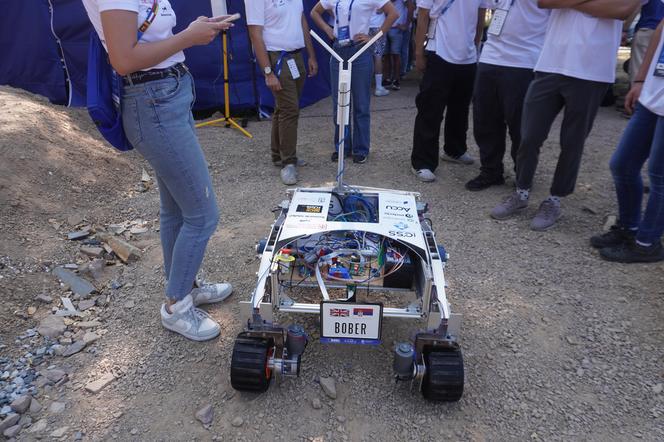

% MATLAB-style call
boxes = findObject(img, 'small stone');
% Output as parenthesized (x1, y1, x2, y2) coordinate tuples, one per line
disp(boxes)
(62, 341, 86, 357)
(124, 300, 135, 309)
(74, 431, 84, 440)
(82, 332, 100, 345)
(75, 321, 102, 329)
(27, 306, 37, 316)
(231, 417, 244, 427)
(29, 399, 42, 414)
(78, 300, 95, 311)
(130, 428, 138, 435)
(53, 267, 95, 296)
(68, 229, 90, 240)
(85, 373, 115, 394)
(0, 414, 20, 433)
(49, 402, 66, 414)
(195, 404, 214, 426)
(565, 336, 579, 346)
(337, 416, 346, 423)
(10, 395, 31, 414)
(44, 369, 67, 383)
(312, 398, 322, 410)
(80, 246, 104, 258)
(36, 294, 53, 304)
(50, 426, 69, 438)
(27, 418, 48, 434)
(3, 424, 21, 438)
(37, 315, 67, 338)
(319, 377, 337, 399)
(653, 383, 663, 394)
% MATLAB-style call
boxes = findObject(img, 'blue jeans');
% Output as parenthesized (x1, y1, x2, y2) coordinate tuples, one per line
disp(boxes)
(330, 45, 373, 156)
(121, 70, 220, 301)
(609, 103, 664, 244)
(400, 26, 411, 76)
(386, 27, 404, 55)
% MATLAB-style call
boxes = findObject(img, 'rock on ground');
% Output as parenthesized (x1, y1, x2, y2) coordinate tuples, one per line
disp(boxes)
(195, 404, 214, 426)
(37, 315, 67, 338)
(319, 377, 337, 399)
(10, 395, 31, 414)
(85, 373, 115, 394)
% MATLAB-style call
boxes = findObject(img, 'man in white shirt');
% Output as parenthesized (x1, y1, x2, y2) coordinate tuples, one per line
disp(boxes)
(490, 0, 641, 231)
(466, 0, 550, 192)
(410, 0, 489, 183)
(246, 0, 318, 185)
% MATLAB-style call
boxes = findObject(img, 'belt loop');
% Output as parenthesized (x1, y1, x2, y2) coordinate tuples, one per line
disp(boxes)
(125, 74, 134, 86)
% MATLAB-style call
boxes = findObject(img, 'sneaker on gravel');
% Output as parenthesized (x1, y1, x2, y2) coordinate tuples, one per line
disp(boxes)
(391, 80, 401, 91)
(191, 280, 233, 306)
(352, 153, 368, 164)
(590, 224, 636, 249)
(280, 164, 297, 185)
(161, 294, 221, 341)
(273, 158, 307, 167)
(465, 174, 505, 191)
(374, 86, 390, 97)
(599, 239, 664, 263)
(441, 152, 475, 165)
(382, 77, 392, 87)
(530, 200, 562, 231)
(490, 192, 528, 220)
(412, 167, 436, 182)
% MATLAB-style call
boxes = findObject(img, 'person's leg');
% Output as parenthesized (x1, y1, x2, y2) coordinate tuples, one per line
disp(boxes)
(268, 52, 282, 163)
(630, 28, 655, 86)
(155, 175, 182, 278)
(637, 113, 664, 245)
(387, 28, 403, 88)
(400, 26, 411, 77)
(502, 66, 535, 173)
(350, 49, 373, 158)
(549, 77, 608, 197)
(442, 61, 476, 158)
(275, 52, 304, 166)
(515, 73, 565, 191)
(472, 63, 507, 180)
(330, 53, 351, 156)
(608, 103, 657, 229)
(411, 53, 449, 172)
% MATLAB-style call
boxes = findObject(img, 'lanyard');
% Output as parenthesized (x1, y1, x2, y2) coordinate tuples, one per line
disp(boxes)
(438, 0, 456, 17)
(494, 0, 516, 7)
(138, 0, 159, 38)
(335, 0, 356, 27)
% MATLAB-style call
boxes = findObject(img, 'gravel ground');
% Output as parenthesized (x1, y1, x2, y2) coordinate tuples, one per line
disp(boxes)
(1, 60, 663, 441)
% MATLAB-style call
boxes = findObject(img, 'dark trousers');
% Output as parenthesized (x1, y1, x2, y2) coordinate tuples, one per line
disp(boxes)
(516, 72, 609, 196)
(473, 63, 534, 179)
(411, 53, 476, 172)
(610, 104, 664, 244)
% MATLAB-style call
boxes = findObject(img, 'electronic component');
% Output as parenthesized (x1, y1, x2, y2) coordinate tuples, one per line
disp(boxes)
(382, 245, 414, 289)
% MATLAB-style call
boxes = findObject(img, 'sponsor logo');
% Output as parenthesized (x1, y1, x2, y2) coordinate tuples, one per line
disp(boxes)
(385, 206, 411, 212)
(353, 307, 374, 317)
(330, 308, 349, 317)
(393, 222, 409, 231)
(296, 204, 323, 214)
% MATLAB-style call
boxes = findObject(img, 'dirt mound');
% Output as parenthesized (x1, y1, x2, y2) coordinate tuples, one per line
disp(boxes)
(0, 86, 139, 260)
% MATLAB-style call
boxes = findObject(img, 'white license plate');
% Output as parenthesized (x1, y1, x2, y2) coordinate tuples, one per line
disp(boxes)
(320, 302, 383, 344)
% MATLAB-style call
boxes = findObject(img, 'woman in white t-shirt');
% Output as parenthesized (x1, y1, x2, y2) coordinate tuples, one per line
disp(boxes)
(592, 16, 664, 263)
(311, 0, 398, 163)
(81, 0, 235, 341)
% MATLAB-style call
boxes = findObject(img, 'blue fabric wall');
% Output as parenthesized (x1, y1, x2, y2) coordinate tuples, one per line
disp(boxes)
(0, 0, 330, 111)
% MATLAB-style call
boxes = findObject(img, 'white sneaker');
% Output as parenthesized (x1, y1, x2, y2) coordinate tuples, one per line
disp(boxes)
(161, 295, 221, 341)
(191, 279, 233, 306)
(441, 152, 475, 165)
(280, 164, 297, 185)
(411, 167, 436, 182)
(374, 86, 390, 97)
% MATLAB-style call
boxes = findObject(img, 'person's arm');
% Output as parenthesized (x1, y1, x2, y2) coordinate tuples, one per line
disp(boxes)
(311, 2, 335, 41)
(247, 25, 282, 92)
(625, 19, 664, 113)
(414, 7, 430, 72)
(475, 8, 486, 47)
(100, 11, 232, 75)
(378, 1, 399, 35)
(571, 0, 641, 20)
(399, 0, 415, 31)
(301, 14, 318, 77)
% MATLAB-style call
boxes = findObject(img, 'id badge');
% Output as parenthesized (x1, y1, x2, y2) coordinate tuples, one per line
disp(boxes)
(287, 58, 300, 80)
(488, 9, 508, 36)
(427, 19, 437, 40)
(654, 46, 664, 78)
(337, 25, 351, 46)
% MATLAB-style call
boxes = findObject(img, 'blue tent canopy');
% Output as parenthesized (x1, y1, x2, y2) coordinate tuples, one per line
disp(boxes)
(0, 0, 331, 112)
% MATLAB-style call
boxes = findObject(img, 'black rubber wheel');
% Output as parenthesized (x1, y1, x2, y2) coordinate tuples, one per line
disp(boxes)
(230, 334, 273, 392)
(421, 348, 464, 402)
